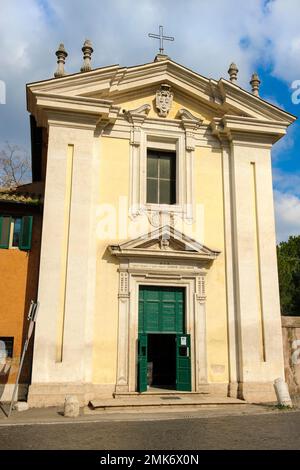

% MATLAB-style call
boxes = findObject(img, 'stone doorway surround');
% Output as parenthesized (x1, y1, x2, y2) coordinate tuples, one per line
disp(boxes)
(109, 225, 220, 395)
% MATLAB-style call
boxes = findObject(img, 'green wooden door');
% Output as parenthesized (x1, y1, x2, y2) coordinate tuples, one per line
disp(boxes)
(138, 286, 184, 334)
(176, 334, 191, 391)
(138, 333, 148, 392)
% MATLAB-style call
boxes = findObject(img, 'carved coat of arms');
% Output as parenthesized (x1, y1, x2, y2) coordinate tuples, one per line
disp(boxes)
(156, 84, 173, 117)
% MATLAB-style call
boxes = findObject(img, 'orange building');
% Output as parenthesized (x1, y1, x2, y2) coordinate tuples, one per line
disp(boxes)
(0, 182, 43, 402)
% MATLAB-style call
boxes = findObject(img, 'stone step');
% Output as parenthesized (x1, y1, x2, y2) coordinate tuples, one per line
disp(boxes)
(113, 391, 211, 399)
(89, 395, 245, 411)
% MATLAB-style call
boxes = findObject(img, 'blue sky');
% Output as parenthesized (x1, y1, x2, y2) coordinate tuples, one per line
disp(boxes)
(0, 0, 299, 241)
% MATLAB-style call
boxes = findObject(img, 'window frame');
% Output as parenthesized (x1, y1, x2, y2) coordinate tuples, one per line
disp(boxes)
(0, 215, 33, 250)
(129, 125, 194, 223)
(9, 217, 22, 249)
(143, 133, 183, 213)
(146, 148, 177, 206)
(0, 336, 14, 358)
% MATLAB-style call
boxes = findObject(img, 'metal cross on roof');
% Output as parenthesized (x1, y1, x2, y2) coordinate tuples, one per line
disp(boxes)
(148, 25, 174, 55)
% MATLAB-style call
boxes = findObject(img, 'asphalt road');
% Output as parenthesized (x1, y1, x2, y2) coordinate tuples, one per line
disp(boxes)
(0, 411, 300, 450)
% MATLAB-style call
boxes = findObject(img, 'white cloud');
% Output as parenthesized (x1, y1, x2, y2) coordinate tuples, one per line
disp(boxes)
(274, 189, 300, 242)
(1, 0, 300, 242)
(271, 122, 296, 161)
(0, 1, 299, 152)
(273, 167, 300, 197)
(261, 0, 300, 83)
(273, 166, 300, 242)
(0, 0, 259, 148)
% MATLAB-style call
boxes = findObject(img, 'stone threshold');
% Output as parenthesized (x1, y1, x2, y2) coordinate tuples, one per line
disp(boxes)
(113, 389, 211, 398)
(89, 395, 246, 411)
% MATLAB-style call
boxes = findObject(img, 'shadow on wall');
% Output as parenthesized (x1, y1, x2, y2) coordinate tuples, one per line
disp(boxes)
(0, 357, 10, 400)
(0, 212, 41, 402)
(18, 213, 42, 400)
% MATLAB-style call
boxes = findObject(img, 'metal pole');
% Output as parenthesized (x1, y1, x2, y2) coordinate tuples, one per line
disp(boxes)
(7, 339, 29, 417)
(7, 301, 39, 418)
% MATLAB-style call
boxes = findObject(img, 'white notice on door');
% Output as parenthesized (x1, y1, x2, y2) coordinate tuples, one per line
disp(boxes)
(180, 337, 187, 346)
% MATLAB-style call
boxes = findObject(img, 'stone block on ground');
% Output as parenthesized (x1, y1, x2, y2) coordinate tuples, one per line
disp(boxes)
(64, 395, 80, 417)
(14, 401, 29, 412)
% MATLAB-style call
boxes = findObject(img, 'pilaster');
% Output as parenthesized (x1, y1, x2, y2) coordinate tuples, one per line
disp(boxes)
(229, 134, 285, 399)
(195, 274, 208, 386)
(30, 110, 102, 392)
(115, 269, 130, 393)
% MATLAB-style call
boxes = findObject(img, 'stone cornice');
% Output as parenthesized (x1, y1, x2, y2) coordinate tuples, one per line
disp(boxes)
(218, 79, 296, 124)
(211, 115, 290, 145)
(109, 225, 220, 262)
(26, 59, 296, 127)
(28, 91, 121, 128)
(109, 246, 219, 262)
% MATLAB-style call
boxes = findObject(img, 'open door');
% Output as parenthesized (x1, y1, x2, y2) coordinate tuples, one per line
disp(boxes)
(138, 333, 148, 392)
(176, 334, 191, 391)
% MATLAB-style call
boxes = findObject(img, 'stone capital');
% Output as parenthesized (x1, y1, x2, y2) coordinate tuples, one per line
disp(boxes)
(178, 108, 202, 151)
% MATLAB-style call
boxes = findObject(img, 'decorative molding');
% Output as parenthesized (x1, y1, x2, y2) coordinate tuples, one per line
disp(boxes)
(109, 225, 221, 262)
(124, 103, 151, 125)
(123, 104, 151, 147)
(178, 108, 202, 123)
(210, 115, 289, 146)
(128, 125, 196, 224)
(156, 83, 173, 117)
(119, 271, 129, 298)
(196, 275, 207, 302)
(115, 253, 210, 393)
(146, 209, 180, 228)
(160, 237, 170, 250)
(28, 92, 121, 129)
(100, 115, 219, 148)
(178, 108, 203, 151)
(28, 58, 295, 129)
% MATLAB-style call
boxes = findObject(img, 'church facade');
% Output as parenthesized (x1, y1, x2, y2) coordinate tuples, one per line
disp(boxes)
(26, 50, 295, 406)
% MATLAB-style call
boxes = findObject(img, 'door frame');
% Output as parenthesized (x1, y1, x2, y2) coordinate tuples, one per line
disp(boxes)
(114, 267, 208, 394)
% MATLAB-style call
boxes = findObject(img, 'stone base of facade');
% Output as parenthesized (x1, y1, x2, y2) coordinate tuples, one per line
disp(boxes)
(27, 383, 116, 408)
(237, 381, 277, 403)
(197, 383, 229, 397)
(0, 384, 28, 403)
(27, 381, 278, 407)
(227, 381, 239, 398)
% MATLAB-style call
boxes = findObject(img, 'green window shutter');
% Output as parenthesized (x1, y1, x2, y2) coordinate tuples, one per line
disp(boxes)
(0, 216, 11, 249)
(19, 216, 33, 250)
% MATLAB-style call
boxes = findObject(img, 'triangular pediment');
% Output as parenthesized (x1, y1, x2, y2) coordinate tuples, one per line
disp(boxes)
(27, 58, 296, 125)
(109, 225, 220, 261)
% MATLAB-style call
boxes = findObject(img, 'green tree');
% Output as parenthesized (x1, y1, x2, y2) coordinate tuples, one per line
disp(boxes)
(277, 235, 300, 316)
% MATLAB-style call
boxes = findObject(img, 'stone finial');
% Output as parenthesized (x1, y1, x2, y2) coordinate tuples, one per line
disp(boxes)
(54, 43, 68, 78)
(80, 39, 93, 72)
(228, 62, 238, 82)
(250, 72, 261, 97)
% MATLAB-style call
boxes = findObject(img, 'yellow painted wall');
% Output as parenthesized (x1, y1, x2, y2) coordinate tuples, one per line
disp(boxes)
(92, 105, 229, 385)
(92, 137, 130, 384)
(194, 147, 229, 383)
(0, 213, 42, 385)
